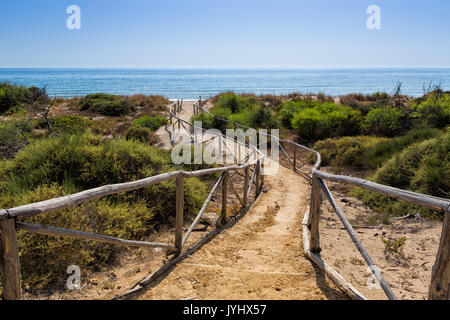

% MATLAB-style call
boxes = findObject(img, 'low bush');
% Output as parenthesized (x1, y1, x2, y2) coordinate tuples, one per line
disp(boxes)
(79, 93, 134, 116)
(410, 91, 450, 129)
(132, 115, 168, 131)
(0, 133, 209, 290)
(354, 131, 449, 219)
(313, 128, 442, 171)
(313, 136, 389, 169)
(361, 106, 404, 137)
(291, 104, 362, 141)
(125, 126, 157, 144)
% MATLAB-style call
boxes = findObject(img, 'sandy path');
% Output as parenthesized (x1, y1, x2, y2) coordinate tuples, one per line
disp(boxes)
(138, 165, 346, 300)
(138, 101, 347, 300)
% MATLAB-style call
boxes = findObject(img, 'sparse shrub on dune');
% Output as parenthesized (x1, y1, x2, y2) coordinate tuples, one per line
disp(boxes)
(79, 93, 134, 116)
(132, 115, 168, 131)
(291, 104, 362, 142)
(353, 131, 449, 219)
(361, 106, 404, 137)
(125, 125, 158, 144)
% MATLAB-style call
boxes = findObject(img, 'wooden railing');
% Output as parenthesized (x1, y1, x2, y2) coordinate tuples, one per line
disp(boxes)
(1, 96, 448, 300)
(193, 97, 450, 300)
(0, 98, 265, 300)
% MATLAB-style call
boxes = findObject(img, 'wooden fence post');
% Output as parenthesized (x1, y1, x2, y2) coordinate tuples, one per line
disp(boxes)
(429, 210, 450, 300)
(175, 174, 184, 254)
(243, 166, 249, 207)
(255, 161, 261, 197)
(293, 148, 297, 172)
(308, 173, 322, 253)
(221, 172, 228, 225)
(0, 218, 22, 300)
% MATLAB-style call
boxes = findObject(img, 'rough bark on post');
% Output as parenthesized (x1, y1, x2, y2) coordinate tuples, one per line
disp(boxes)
(0, 218, 22, 300)
(429, 211, 450, 300)
(293, 148, 297, 172)
(255, 161, 261, 197)
(175, 175, 184, 254)
(221, 172, 228, 225)
(308, 173, 322, 253)
(243, 166, 249, 207)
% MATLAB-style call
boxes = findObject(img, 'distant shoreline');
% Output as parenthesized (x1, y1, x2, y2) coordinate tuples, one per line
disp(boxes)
(1, 68, 449, 99)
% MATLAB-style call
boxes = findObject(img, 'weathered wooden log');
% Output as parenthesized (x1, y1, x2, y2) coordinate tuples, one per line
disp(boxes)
(255, 161, 261, 197)
(16, 222, 176, 251)
(302, 209, 366, 300)
(175, 174, 184, 254)
(5, 171, 182, 220)
(314, 170, 450, 212)
(429, 211, 450, 300)
(247, 163, 257, 202)
(308, 173, 321, 253)
(293, 148, 297, 172)
(243, 166, 249, 207)
(0, 218, 22, 300)
(221, 173, 228, 225)
(317, 178, 397, 300)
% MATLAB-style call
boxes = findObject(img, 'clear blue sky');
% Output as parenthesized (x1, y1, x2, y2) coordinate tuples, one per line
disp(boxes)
(1, 0, 449, 68)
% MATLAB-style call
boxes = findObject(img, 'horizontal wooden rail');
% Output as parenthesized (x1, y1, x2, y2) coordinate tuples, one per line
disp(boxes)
(17, 222, 177, 251)
(314, 170, 450, 212)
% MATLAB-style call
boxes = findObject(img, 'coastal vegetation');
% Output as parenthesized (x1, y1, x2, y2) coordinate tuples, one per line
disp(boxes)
(0, 82, 209, 291)
(202, 90, 449, 220)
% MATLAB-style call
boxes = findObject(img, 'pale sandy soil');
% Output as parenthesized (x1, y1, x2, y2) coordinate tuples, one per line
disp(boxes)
(317, 171, 443, 300)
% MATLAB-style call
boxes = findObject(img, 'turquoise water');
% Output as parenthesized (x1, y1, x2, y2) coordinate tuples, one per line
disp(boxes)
(0, 68, 449, 99)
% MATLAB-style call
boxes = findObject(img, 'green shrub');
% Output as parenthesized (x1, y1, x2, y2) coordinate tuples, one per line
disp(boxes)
(354, 131, 449, 219)
(132, 115, 168, 131)
(0, 133, 208, 290)
(313, 128, 443, 170)
(313, 136, 389, 169)
(194, 93, 278, 132)
(125, 126, 156, 144)
(291, 104, 362, 141)
(0, 120, 31, 159)
(278, 100, 303, 128)
(79, 93, 133, 116)
(34, 116, 92, 134)
(410, 91, 450, 128)
(362, 106, 403, 137)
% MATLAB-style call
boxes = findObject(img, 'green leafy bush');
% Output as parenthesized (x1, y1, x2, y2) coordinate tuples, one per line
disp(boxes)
(132, 115, 168, 131)
(125, 126, 157, 144)
(313, 136, 389, 169)
(0, 120, 31, 159)
(313, 128, 442, 170)
(193, 93, 277, 132)
(354, 131, 450, 219)
(410, 91, 450, 128)
(291, 104, 362, 141)
(0, 133, 208, 290)
(79, 93, 134, 116)
(362, 106, 403, 137)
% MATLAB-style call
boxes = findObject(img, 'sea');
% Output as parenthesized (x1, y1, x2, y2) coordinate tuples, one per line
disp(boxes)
(0, 68, 449, 100)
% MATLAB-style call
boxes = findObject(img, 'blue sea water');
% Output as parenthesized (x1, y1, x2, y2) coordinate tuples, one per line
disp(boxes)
(0, 68, 449, 100)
